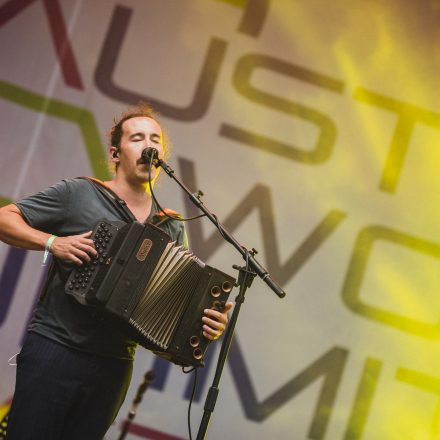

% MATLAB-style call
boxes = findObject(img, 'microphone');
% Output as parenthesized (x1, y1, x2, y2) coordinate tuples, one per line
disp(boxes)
(140, 147, 159, 164)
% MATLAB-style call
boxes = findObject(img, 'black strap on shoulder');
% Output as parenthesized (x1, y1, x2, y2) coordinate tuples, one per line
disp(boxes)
(77, 177, 136, 223)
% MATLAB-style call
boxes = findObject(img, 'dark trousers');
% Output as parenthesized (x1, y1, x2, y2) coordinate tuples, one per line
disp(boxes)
(6, 332, 133, 440)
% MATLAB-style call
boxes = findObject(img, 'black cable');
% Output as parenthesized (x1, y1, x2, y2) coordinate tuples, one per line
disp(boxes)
(184, 367, 198, 440)
(148, 154, 206, 222)
(244, 246, 250, 287)
(211, 213, 235, 246)
(146, 153, 248, 257)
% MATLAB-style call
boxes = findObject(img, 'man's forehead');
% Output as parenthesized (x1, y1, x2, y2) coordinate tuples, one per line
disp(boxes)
(122, 116, 162, 136)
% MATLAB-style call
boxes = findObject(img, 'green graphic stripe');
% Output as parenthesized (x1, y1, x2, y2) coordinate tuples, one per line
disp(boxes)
(217, 0, 246, 7)
(0, 197, 12, 208)
(0, 81, 110, 180)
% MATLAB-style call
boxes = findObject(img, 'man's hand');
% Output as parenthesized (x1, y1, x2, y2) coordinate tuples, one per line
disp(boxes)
(51, 231, 98, 265)
(202, 302, 233, 340)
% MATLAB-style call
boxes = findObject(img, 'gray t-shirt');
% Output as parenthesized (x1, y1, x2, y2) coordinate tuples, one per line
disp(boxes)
(16, 178, 188, 359)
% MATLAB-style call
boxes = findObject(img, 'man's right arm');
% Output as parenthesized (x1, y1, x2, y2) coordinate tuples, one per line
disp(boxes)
(0, 204, 97, 265)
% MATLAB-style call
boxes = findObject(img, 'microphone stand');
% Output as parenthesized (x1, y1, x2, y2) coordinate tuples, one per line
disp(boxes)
(151, 154, 286, 439)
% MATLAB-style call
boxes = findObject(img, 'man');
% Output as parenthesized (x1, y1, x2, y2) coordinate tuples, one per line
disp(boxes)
(0, 103, 232, 439)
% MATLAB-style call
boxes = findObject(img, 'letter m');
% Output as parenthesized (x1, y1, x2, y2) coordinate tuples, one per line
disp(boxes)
(230, 339, 348, 439)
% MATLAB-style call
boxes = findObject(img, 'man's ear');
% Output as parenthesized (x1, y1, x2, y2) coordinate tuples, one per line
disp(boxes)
(110, 146, 120, 161)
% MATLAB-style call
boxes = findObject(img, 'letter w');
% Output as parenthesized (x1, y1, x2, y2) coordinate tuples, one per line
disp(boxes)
(178, 158, 346, 286)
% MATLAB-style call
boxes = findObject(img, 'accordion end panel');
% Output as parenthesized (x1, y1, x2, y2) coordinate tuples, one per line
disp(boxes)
(164, 265, 235, 367)
(129, 261, 235, 367)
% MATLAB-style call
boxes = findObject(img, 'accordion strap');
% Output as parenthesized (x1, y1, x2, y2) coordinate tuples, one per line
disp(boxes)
(78, 177, 136, 223)
(78, 177, 183, 228)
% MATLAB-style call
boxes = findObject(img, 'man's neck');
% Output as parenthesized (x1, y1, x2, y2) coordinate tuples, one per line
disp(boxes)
(105, 176, 153, 223)
(106, 175, 151, 206)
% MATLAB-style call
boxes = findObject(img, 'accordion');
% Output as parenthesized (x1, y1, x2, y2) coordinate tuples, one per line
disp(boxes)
(65, 219, 235, 367)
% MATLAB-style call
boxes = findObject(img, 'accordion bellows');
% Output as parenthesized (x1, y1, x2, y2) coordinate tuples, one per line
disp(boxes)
(65, 219, 234, 367)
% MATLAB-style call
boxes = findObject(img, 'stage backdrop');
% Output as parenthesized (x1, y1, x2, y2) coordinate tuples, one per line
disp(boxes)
(1, 1, 440, 439)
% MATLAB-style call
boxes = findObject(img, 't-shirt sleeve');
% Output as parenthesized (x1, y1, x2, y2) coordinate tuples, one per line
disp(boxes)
(15, 180, 71, 234)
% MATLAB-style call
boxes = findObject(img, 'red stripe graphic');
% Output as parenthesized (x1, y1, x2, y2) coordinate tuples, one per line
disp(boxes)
(125, 422, 186, 440)
(0, 0, 36, 26)
(0, 0, 84, 90)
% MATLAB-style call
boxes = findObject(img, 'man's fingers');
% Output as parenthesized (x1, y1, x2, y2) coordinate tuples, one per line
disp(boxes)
(71, 254, 85, 266)
(204, 308, 226, 324)
(83, 239, 96, 247)
(78, 232, 97, 256)
(77, 241, 97, 256)
(79, 230, 93, 238)
(78, 237, 95, 246)
(71, 248, 92, 263)
(202, 316, 225, 332)
(224, 302, 233, 312)
(201, 302, 233, 341)
(202, 325, 221, 339)
(51, 233, 99, 263)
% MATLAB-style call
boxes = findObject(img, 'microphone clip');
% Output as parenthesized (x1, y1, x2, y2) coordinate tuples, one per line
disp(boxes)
(140, 147, 159, 165)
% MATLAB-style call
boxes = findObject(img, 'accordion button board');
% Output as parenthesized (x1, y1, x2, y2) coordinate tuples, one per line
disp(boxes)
(65, 218, 235, 367)
(65, 221, 123, 304)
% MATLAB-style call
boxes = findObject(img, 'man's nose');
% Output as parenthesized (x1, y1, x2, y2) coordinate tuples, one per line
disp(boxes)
(145, 139, 156, 149)
(145, 142, 161, 156)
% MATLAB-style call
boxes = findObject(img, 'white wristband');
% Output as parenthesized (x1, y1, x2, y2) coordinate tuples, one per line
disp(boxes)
(43, 234, 57, 265)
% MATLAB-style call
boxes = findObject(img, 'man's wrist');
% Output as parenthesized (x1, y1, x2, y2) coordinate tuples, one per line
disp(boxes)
(43, 234, 57, 264)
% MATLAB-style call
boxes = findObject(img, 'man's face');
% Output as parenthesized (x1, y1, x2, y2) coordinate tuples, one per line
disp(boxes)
(115, 116, 164, 184)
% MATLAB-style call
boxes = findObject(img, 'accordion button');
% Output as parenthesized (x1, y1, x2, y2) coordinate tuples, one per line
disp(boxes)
(222, 281, 233, 293)
(212, 300, 225, 312)
(189, 336, 200, 347)
(210, 285, 221, 297)
(193, 348, 203, 360)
